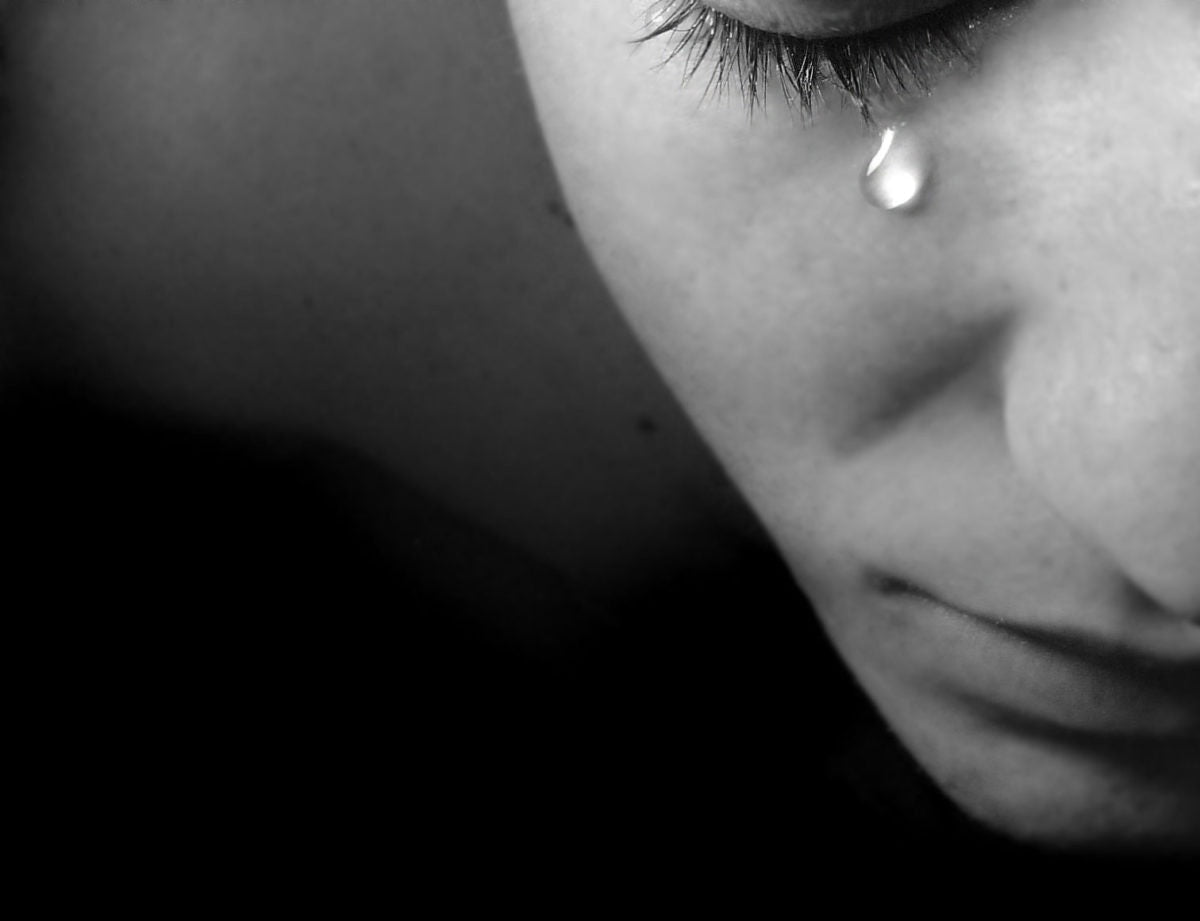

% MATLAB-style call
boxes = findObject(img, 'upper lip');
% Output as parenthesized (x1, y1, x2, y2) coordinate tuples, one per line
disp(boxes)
(871, 570, 1200, 667)
(868, 570, 1200, 731)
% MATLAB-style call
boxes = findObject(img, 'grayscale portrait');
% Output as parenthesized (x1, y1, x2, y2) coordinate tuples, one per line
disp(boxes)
(3, 0, 1197, 884)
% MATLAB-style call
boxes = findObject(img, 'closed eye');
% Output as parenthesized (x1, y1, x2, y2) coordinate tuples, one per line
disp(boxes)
(695, 1, 963, 38)
(638, 0, 1031, 121)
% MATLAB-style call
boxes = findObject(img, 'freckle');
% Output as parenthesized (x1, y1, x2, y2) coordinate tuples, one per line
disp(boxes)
(1057, 275, 1070, 293)
(635, 415, 659, 436)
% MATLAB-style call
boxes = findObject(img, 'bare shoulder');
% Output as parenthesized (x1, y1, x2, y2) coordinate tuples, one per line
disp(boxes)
(0, 0, 757, 599)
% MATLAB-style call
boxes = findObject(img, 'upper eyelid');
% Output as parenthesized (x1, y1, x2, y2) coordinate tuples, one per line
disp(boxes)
(640, 0, 1014, 120)
(700, 0, 962, 38)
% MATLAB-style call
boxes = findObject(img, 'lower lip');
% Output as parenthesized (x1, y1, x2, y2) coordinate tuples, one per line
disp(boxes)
(874, 581, 1200, 741)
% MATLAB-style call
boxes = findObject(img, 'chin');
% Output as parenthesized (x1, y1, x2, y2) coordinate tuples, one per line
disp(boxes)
(918, 732, 1200, 858)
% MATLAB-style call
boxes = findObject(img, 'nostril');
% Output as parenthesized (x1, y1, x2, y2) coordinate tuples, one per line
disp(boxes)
(1120, 579, 1200, 629)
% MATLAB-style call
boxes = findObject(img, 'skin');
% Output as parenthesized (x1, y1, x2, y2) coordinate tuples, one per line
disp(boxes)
(509, 0, 1200, 852)
(708, 0, 953, 35)
(2, 0, 1196, 855)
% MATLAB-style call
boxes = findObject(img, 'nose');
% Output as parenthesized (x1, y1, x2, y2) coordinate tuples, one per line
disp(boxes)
(995, 6, 1200, 620)
(1005, 271, 1200, 619)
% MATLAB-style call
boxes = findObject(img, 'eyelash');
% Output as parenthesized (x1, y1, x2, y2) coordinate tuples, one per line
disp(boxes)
(638, 0, 1022, 121)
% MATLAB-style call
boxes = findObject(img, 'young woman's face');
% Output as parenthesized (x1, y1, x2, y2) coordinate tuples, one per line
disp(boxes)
(509, 0, 1200, 852)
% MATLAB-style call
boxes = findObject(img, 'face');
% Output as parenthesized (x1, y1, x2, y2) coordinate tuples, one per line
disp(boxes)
(508, 0, 1200, 853)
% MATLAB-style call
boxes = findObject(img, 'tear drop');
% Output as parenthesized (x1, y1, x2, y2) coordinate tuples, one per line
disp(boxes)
(860, 125, 936, 213)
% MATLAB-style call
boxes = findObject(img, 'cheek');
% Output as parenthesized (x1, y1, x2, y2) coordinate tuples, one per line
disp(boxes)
(517, 11, 1004, 519)
(515, 1, 925, 446)
(520, 0, 1195, 435)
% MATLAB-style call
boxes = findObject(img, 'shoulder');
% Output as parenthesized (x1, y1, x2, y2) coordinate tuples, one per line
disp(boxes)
(1, 0, 751, 602)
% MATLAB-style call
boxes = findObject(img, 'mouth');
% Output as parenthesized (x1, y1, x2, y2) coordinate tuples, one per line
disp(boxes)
(866, 570, 1200, 740)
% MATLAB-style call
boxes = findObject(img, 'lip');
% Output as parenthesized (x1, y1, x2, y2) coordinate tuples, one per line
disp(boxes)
(867, 570, 1200, 739)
